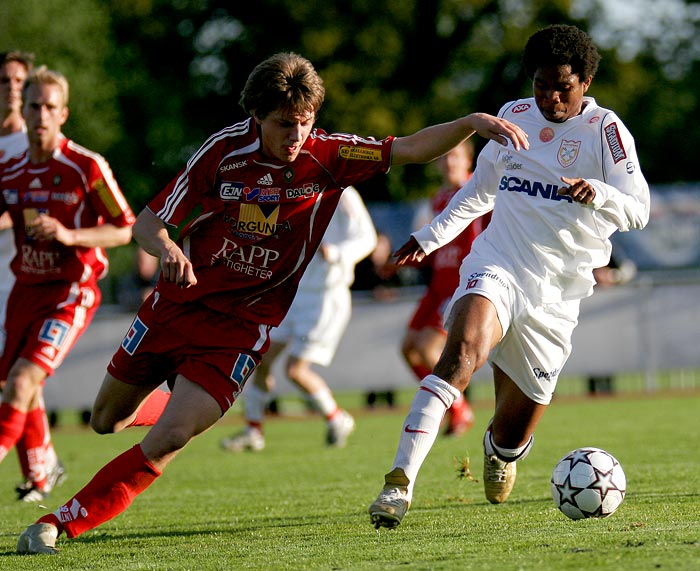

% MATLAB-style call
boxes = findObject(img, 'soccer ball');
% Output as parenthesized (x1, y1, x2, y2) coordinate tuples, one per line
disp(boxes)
(551, 447, 626, 520)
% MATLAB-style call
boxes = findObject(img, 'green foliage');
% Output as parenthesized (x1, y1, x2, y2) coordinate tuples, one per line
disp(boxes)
(3, 0, 700, 206)
(1, 392, 699, 569)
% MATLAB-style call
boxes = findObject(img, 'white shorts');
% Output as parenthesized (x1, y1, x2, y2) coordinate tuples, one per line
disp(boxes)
(271, 286, 351, 367)
(445, 258, 580, 405)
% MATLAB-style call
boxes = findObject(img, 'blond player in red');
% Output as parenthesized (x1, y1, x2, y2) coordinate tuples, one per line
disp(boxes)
(16, 52, 528, 554)
(0, 67, 134, 502)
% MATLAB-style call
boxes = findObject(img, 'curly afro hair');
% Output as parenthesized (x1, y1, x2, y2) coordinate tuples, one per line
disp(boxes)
(522, 24, 601, 81)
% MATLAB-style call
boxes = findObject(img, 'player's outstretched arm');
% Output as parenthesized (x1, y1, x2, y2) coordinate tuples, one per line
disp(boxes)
(391, 113, 529, 167)
(392, 236, 426, 267)
(133, 208, 197, 288)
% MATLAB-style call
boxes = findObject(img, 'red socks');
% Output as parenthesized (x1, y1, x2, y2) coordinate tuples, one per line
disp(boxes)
(39, 444, 161, 538)
(0, 402, 27, 463)
(409, 365, 433, 382)
(17, 406, 50, 488)
(127, 389, 171, 427)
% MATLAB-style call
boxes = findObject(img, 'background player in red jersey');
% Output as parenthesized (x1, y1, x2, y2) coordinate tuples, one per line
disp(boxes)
(401, 140, 491, 437)
(17, 52, 528, 554)
(0, 66, 135, 502)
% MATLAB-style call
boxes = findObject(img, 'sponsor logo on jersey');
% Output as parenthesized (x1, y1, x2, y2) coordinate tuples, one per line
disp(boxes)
(539, 127, 555, 143)
(588, 115, 601, 124)
(23, 190, 50, 202)
(20, 243, 60, 273)
(501, 153, 523, 171)
(51, 191, 80, 205)
(227, 204, 291, 237)
(258, 187, 280, 202)
(338, 146, 383, 162)
(219, 160, 248, 173)
(286, 182, 319, 199)
(38, 318, 70, 348)
(93, 178, 123, 217)
(512, 103, 531, 113)
(211, 237, 280, 280)
(2, 189, 18, 205)
(625, 161, 635, 174)
(220, 181, 245, 201)
(532, 367, 559, 381)
(557, 139, 581, 168)
(604, 122, 627, 163)
(29, 177, 42, 189)
(257, 173, 273, 185)
(499, 176, 573, 204)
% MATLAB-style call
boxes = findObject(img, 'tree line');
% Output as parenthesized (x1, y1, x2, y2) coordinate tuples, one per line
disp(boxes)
(3, 0, 698, 210)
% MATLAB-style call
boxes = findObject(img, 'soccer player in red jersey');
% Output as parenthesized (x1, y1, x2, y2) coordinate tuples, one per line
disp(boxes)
(17, 52, 528, 554)
(0, 66, 135, 503)
(401, 140, 490, 437)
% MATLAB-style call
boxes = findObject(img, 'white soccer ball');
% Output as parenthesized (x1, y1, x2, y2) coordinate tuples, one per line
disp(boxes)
(551, 447, 626, 520)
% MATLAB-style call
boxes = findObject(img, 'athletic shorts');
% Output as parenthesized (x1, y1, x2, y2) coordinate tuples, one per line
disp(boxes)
(271, 286, 350, 367)
(0, 280, 100, 378)
(445, 258, 580, 405)
(407, 287, 450, 333)
(108, 292, 271, 413)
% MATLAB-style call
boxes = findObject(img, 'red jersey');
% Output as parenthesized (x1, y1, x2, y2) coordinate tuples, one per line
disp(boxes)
(426, 184, 491, 298)
(0, 136, 135, 285)
(149, 118, 393, 326)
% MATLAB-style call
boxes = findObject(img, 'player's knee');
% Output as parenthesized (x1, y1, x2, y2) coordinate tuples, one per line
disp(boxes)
(89, 411, 117, 434)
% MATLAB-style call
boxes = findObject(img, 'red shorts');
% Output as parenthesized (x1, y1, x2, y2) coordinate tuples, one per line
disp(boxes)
(407, 288, 451, 333)
(0, 280, 101, 378)
(108, 292, 272, 413)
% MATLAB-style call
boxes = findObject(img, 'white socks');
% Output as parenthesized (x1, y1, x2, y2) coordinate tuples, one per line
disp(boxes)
(243, 384, 270, 424)
(391, 375, 461, 496)
(307, 387, 338, 418)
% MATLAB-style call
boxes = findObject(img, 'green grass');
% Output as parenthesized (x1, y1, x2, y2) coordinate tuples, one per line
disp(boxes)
(1, 391, 699, 570)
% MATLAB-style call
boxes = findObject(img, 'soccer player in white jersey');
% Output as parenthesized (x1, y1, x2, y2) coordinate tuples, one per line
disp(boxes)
(369, 24, 650, 529)
(0, 51, 34, 349)
(221, 185, 376, 451)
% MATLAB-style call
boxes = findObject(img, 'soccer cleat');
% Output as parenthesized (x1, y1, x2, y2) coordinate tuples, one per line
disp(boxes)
(17, 485, 49, 503)
(326, 409, 355, 447)
(16, 523, 59, 555)
(368, 467, 411, 529)
(16, 459, 68, 502)
(46, 459, 68, 492)
(483, 454, 517, 504)
(220, 427, 265, 452)
(444, 397, 475, 437)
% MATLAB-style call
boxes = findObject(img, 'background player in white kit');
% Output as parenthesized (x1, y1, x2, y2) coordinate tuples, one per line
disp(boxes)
(369, 24, 650, 529)
(0, 51, 34, 352)
(221, 185, 376, 451)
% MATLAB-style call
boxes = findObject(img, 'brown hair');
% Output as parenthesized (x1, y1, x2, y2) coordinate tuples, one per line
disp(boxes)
(239, 52, 325, 120)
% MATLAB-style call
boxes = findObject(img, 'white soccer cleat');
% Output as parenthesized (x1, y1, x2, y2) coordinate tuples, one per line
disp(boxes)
(483, 454, 517, 504)
(326, 409, 355, 447)
(17, 523, 59, 555)
(220, 427, 265, 452)
(368, 467, 411, 529)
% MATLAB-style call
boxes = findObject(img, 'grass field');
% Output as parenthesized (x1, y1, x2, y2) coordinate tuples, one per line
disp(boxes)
(1, 390, 699, 570)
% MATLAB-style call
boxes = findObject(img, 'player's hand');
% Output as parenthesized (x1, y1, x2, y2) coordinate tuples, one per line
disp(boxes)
(28, 214, 74, 244)
(160, 244, 197, 288)
(467, 113, 530, 151)
(559, 176, 596, 205)
(392, 236, 426, 266)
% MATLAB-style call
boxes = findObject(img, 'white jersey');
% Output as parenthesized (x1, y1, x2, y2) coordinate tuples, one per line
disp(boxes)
(0, 129, 28, 346)
(413, 97, 650, 304)
(297, 185, 377, 293)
